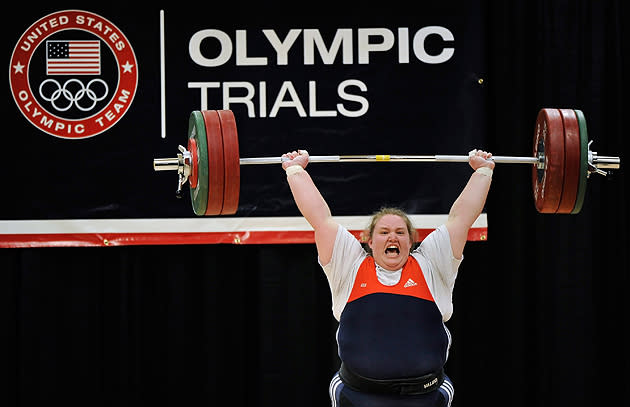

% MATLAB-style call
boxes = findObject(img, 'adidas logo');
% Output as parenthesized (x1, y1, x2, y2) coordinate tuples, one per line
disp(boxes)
(403, 278, 417, 288)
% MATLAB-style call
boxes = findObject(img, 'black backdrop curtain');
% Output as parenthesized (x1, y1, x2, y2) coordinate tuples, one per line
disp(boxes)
(4, 1, 628, 406)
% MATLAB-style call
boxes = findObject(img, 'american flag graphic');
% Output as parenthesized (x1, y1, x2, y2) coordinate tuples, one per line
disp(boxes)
(46, 40, 101, 75)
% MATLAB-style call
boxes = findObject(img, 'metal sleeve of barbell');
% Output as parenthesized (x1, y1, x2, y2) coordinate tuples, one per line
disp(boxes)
(239, 155, 540, 165)
(591, 155, 621, 169)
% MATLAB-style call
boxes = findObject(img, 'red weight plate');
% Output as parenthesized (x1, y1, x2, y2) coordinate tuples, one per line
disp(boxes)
(532, 108, 565, 213)
(187, 137, 198, 189)
(217, 110, 240, 215)
(556, 109, 580, 213)
(201, 110, 225, 216)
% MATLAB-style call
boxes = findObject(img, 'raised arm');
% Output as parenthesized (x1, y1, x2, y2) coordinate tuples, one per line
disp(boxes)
(282, 150, 339, 265)
(445, 149, 495, 259)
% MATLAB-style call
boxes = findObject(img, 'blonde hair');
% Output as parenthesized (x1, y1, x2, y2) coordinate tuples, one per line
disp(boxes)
(361, 207, 418, 254)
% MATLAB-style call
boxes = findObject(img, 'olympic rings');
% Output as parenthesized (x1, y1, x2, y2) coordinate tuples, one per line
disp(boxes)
(39, 79, 109, 112)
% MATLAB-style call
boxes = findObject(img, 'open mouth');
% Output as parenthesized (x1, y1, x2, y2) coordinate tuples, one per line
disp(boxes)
(385, 245, 400, 255)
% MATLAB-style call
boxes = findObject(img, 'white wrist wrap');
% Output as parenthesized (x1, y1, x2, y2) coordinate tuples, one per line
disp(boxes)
(475, 167, 493, 178)
(285, 165, 305, 177)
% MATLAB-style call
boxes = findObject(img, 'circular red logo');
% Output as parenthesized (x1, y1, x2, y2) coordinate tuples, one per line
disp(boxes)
(9, 10, 138, 139)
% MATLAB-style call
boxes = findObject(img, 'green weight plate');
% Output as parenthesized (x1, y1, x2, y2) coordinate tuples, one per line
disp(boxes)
(571, 109, 589, 214)
(189, 111, 209, 216)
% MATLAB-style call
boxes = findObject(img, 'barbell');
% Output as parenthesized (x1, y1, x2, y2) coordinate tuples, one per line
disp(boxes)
(153, 108, 621, 216)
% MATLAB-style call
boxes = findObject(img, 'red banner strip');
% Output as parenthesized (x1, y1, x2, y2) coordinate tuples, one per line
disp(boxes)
(0, 227, 487, 248)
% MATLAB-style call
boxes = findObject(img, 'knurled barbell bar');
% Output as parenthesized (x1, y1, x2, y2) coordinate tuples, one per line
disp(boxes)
(153, 108, 621, 216)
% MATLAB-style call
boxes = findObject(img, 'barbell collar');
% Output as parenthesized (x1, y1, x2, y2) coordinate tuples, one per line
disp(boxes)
(586, 141, 621, 175)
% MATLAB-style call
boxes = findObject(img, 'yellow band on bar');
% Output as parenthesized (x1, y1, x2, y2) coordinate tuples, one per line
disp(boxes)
(375, 155, 391, 161)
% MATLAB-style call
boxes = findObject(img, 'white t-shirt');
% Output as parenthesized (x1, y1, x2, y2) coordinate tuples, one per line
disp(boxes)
(320, 224, 462, 322)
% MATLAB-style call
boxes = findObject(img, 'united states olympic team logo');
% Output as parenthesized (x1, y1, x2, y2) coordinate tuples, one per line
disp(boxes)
(9, 10, 138, 139)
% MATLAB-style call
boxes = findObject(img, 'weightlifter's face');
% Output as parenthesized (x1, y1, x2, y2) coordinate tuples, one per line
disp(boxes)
(368, 214, 413, 271)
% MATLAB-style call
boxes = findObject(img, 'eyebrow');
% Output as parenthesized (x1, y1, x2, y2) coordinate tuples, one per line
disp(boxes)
(376, 226, 407, 232)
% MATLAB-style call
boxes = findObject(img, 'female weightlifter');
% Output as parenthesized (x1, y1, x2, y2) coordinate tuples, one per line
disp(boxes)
(281, 148, 494, 407)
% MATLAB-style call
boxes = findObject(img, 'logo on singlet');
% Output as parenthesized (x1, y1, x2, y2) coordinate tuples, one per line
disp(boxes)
(403, 278, 418, 288)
